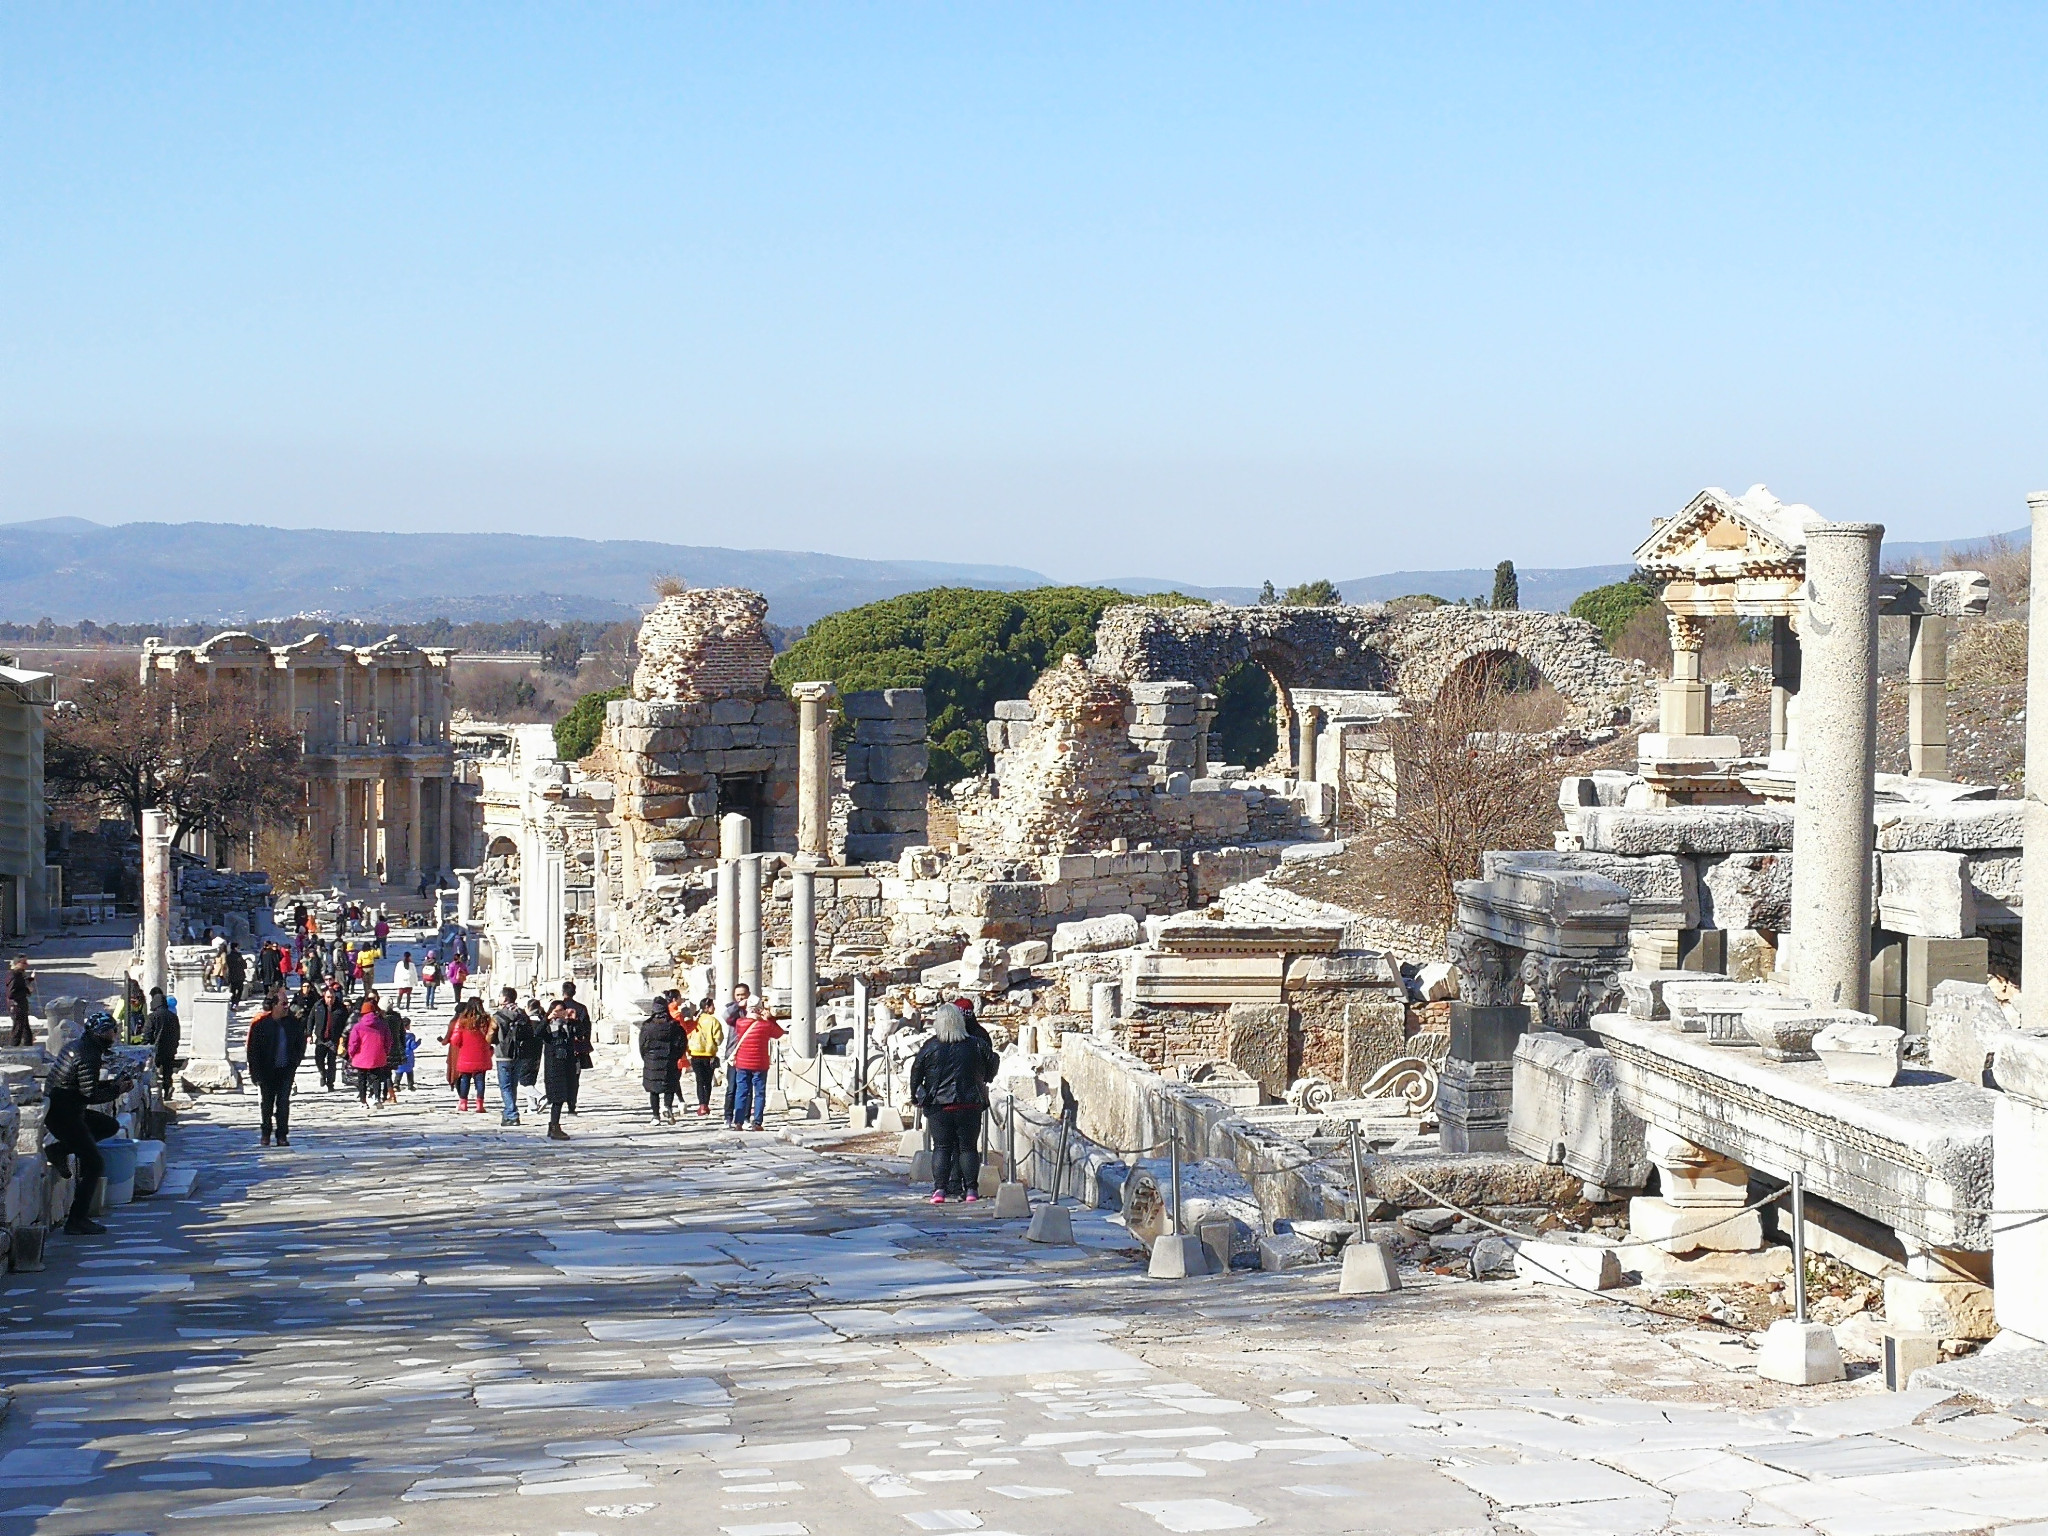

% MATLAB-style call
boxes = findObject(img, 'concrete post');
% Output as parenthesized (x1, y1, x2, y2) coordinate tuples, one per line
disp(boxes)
(720, 812, 753, 860)
(738, 854, 764, 1001)
(790, 867, 817, 1057)
(1907, 615, 1950, 780)
(715, 858, 739, 1011)
(1789, 522, 1883, 1011)
(140, 809, 171, 1000)
(792, 682, 836, 866)
(2023, 492, 2048, 1033)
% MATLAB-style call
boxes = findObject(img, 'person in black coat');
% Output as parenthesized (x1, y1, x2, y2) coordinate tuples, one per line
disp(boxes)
(307, 980, 345, 1091)
(910, 1002, 1000, 1204)
(639, 992, 685, 1124)
(245, 985, 307, 1147)
(143, 987, 179, 1101)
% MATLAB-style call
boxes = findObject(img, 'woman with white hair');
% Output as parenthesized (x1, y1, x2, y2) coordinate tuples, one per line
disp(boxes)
(909, 1002, 1000, 1204)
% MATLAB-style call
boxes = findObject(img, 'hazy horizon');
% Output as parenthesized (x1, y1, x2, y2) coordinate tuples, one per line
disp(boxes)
(5, 8, 2045, 584)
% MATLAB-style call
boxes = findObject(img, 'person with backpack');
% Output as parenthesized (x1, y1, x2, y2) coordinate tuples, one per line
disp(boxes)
(684, 996, 722, 1117)
(552, 981, 592, 1116)
(143, 987, 179, 1101)
(639, 993, 685, 1124)
(346, 993, 390, 1110)
(489, 987, 528, 1125)
(448, 953, 469, 1009)
(728, 999, 784, 1132)
(909, 1001, 999, 1204)
(419, 952, 442, 1011)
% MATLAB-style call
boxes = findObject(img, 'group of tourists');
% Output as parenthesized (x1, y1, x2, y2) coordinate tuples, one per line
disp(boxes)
(634, 981, 786, 1130)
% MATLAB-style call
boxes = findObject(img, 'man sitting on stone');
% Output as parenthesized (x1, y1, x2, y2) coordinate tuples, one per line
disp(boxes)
(45, 1011, 131, 1236)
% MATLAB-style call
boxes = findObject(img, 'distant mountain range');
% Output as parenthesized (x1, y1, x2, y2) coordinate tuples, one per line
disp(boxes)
(0, 516, 2024, 628)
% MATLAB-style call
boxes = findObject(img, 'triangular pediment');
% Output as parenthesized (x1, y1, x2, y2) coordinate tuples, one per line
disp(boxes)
(1634, 485, 1821, 576)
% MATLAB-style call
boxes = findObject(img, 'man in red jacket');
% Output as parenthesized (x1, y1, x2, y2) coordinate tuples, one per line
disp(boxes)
(728, 1000, 784, 1132)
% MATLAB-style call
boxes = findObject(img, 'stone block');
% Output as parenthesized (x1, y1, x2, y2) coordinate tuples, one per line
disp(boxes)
(853, 717, 927, 745)
(851, 742, 930, 785)
(1906, 935, 1988, 1006)
(1196, 1216, 1236, 1275)
(1257, 1232, 1325, 1271)
(1629, 1195, 1763, 1254)
(1447, 1002, 1528, 1063)
(1878, 851, 1976, 939)
(1678, 927, 1728, 973)
(1757, 1319, 1846, 1385)
(1993, 1040, 2048, 1342)
(1617, 969, 1719, 1021)
(1812, 1018, 1903, 1087)
(994, 698, 1035, 720)
(1576, 805, 1793, 856)
(1224, 1002, 1291, 1102)
(1697, 852, 1793, 932)
(1644, 1125, 1750, 1205)
(1516, 1237, 1622, 1291)
(1482, 848, 1698, 930)
(1506, 1033, 1650, 1190)
(1883, 1274, 1996, 1340)
(1739, 1006, 1824, 1061)
(1051, 914, 1141, 956)
(1149, 1233, 1212, 1279)
(1874, 800, 2023, 852)
(1415, 961, 1458, 1002)
(1883, 1331, 1941, 1391)
(848, 780, 927, 812)
(1008, 940, 1050, 968)
(1965, 853, 2023, 924)
(848, 808, 929, 836)
(843, 688, 926, 721)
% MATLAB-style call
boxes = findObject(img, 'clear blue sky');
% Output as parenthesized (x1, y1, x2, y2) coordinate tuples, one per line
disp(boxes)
(3, 5, 2045, 586)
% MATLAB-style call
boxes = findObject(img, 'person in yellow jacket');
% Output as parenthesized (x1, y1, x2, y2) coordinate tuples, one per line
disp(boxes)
(681, 997, 723, 1117)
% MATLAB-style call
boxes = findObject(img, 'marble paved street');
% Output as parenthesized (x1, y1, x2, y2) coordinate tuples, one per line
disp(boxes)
(3, 1040, 2048, 1536)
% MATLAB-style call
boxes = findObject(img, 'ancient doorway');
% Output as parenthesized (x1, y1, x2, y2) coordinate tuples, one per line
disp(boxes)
(717, 772, 767, 851)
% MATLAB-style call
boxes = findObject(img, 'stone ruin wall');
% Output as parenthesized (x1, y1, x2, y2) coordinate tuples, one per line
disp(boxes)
(596, 588, 799, 896)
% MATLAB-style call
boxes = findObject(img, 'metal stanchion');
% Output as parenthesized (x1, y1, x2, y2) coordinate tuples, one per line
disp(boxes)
(1168, 1121, 1183, 1237)
(1790, 1170, 1808, 1325)
(1348, 1117, 1367, 1228)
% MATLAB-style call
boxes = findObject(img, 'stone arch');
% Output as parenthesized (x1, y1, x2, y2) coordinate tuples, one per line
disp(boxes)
(1388, 609, 1638, 728)
(485, 835, 520, 868)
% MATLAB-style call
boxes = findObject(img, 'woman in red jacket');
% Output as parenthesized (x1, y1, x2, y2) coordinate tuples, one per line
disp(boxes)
(729, 1000, 784, 1132)
(443, 998, 496, 1112)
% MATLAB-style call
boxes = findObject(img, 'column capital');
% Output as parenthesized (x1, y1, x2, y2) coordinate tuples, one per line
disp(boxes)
(1666, 612, 1706, 653)
(790, 680, 838, 705)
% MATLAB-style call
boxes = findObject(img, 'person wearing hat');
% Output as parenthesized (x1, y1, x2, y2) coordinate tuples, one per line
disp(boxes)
(45, 1010, 131, 1235)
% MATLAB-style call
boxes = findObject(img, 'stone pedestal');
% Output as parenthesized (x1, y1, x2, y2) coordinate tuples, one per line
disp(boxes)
(1790, 521, 1883, 1011)
(1338, 1240, 1400, 1294)
(1758, 1319, 1846, 1385)
(1439, 1059, 1514, 1154)
(1993, 1034, 2048, 1345)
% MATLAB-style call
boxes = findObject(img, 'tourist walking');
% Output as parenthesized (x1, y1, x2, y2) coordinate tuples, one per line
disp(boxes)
(729, 998, 784, 1132)
(909, 1001, 999, 1204)
(44, 1010, 129, 1235)
(347, 993, 391, 1109)
(540, 996, 583, 1141)
(419, 952, 441, 1011)
(448, 952, 469, 1008)
(6, 956, 34, 1046)
(246, 985, 306, 1148)
(489, 987, 528, 1125)
(392, 952, 417, 1011)
(639, 993, 685, 1123)
(444, 998, 494, 1112)
(684, 996, 722, 1117)
(224, 942, 248, 1010)
(309, 979, 345, 1090)
(552, 982, 592, 1116)
(143, 987, 178, 1101)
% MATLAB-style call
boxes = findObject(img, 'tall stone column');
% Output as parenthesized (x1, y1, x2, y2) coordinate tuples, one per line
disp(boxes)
(791, 682, 837, 865)
(140, 809, 171, 999)
(715, 858, 739, 1010)
(1298, 706, 1324, 784)
(738, 854, 764, 1000)
(437, 775, 454, 875)
(1194, 692, 1216, 776)
(338, 779, 356, 882)
(2023, 492, 2048, 1032)
(790, 867, 817, 1057)
(1907, 614, 1950, 780)
(1790, 522, 1883, 1011)
(403, 774, 423, 885)
(1661, 613, 1711, 737)
(457, 871, 474, 925)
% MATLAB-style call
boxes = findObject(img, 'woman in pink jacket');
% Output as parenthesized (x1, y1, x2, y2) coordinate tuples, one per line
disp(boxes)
(347, 993, 391, 1111)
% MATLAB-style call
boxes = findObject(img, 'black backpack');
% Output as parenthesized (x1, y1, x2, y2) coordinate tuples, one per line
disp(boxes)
(493, 1010, 527, 1060)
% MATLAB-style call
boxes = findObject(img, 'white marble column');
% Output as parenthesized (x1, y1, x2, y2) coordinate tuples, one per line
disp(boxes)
(1789, 521, 1884, 1011)
(715, 858, 739, 1011)
(1661, 613, 1711, 737)
(720, 811, 752, 860)
(456, 871, 475, 925)
(790, 866, 817, 1057)
(2023, 492, 2048, 1033)
(140, 809, 171, 999)
(1769, 615, 1800, 762)
(738, 854, 764, 1000)
(437, 776, 454, 876)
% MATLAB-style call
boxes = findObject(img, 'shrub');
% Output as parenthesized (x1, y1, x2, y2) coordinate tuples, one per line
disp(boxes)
(554, 685, 626, 761)
(1570, 579, 1660, 647)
